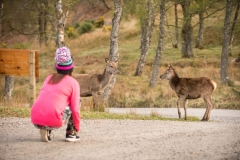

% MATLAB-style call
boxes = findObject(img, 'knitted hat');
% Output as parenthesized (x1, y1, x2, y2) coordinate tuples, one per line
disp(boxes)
(55, 47, 74, 74)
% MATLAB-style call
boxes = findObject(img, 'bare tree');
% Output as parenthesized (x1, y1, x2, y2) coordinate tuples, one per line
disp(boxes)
(195, 0, 204, 49)
(0, 0, 3, 38)
(38, 0, 49, 47)
(55, 0, 68, 47)
(100, 0, 123, 107)
(195, 0, 226, 49)
(149, 0, 165, 87)
(228, 0, 240, 56)
(0, 0, 15, 100)
(180, 0, 193, 58)
(173, 0, 179, 48)
(135, 0, 156, 76)
(221, 0, 232, 84)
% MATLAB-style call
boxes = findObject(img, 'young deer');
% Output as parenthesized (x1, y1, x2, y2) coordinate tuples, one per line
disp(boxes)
(160, 65, 217, 121)
(73, 58, 120, 110)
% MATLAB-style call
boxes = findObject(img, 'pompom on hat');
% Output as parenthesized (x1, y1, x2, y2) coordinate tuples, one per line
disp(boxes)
(55, 47, 74, 74)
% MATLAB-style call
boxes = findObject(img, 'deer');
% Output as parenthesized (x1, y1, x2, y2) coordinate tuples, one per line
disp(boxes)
(159, 65, 217, 121)
(72, 58, 120, 110)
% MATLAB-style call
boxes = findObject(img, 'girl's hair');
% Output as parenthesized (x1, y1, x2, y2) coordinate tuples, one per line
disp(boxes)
(48, 70, 72, 84)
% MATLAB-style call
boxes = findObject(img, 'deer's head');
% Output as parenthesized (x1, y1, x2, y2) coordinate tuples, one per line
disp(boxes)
(105, 58, 121, 75)
(160, 65, 175, 80)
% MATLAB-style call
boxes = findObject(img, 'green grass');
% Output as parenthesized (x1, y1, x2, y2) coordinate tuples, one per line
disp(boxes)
(0, 107, 30, 118)
(0, 106, 200, 121)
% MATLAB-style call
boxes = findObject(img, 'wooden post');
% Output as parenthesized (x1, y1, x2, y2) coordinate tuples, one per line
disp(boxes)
(29, 51, 36, 107)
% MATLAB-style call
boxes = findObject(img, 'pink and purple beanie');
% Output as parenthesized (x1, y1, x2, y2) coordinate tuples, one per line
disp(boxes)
(55, 47, 74, 73)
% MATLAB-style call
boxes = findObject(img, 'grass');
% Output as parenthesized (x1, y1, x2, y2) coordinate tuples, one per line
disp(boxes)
(0, 106, 200, 121)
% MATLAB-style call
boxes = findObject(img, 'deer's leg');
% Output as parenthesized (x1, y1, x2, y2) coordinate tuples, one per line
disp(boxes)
(177, 96, 186, 119)
(202, 96, 213, 121)
(92, 93, 99, 111)
(205, 96, 213, 120)
(183, 99, 188, 120)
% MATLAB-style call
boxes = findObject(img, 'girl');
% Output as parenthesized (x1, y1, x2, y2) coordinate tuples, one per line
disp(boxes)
(31, 47, 80, 142)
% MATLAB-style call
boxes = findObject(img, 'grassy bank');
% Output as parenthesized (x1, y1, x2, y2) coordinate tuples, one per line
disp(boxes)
(0, 106, 199, 121)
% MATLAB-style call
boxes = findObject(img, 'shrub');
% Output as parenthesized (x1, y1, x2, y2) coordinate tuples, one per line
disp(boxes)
(84, 19, 95, 25)
(102, 25, 112, 32)
(0, 42, 7, 48)
(95, 16, 104, 28)
(66, 26, 78, 39)
(74, 23, 80, 29)
(78, 22, 95, 35)
(13, 43, 30, 49)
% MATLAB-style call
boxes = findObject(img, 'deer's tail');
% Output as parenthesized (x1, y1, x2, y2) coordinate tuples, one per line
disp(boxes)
(211, 80, 217, 93)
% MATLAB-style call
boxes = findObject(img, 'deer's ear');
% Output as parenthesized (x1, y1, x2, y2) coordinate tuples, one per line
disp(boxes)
(105, 58, 109, 63)
(169, 65, 173, 70)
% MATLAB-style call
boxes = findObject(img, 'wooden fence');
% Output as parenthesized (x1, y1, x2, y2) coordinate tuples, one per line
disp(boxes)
(0, 48, 39, 107)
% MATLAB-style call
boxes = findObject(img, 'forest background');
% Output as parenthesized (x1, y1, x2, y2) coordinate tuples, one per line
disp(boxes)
(0, 0, 239, 111)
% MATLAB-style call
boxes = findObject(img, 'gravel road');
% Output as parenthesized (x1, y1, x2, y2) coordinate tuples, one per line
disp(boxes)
(0, 108, 240, 160)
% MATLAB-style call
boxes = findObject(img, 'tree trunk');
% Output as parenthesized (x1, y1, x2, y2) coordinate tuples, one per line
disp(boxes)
(0, 0, 15, 100)
(195, 11, 204, 49)
(43, 0, 48, 46)
(0, 0, 3, 38)
(173, 1, 179, 48)
(100, 0, 123, 106)
(55, 0, 68, 48)
(38, 1, 44, 47)
(4, 76, 14, 100)
(180, 0, 193, 58)
(221, 0, 232, 84)
(149, 0, 165, 87)
(228, 0, 239, 56)
(135, 0, 155, 76)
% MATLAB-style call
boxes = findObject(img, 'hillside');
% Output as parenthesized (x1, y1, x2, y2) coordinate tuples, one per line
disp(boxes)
(0, 2, 240, 110)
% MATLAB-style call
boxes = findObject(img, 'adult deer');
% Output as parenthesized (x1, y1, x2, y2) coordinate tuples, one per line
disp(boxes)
(73, 58, 120, 110)
(159, 65, 217, 121)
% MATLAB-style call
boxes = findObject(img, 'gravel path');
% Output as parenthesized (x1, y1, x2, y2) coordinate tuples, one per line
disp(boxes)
(0, 109, 240, 160)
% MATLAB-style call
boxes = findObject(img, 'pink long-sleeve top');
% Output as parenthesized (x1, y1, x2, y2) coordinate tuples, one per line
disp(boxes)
(31, 74, 80, 132)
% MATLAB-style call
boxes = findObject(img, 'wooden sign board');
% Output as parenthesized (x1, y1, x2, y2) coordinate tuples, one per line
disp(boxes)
(0, 48, 39, 77)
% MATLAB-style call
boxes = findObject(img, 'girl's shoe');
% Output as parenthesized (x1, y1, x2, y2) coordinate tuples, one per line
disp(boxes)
(65, 134, 80, 142)
(40, 129, 52, 142)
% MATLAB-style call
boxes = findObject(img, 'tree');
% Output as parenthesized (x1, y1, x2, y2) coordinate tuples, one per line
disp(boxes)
(173, 0, 179, 48)
(179, 0, 224, 56)
(55, 0, 79, 47)
(0, 0, 3, 38)
(194, 0, 226, 49)
(0, 0, 14, 100)
(56, 0, 68, 47)
(149, 0, 165, 87)
(180, 0, 193, 58)
(221, 0, 232, 84)
(100, 0, 123, 107)
(195, 0, 204, 49)
(228, 0, 240, 56)
(135, 0, 156, 76)
(38, 0, 49, 47)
